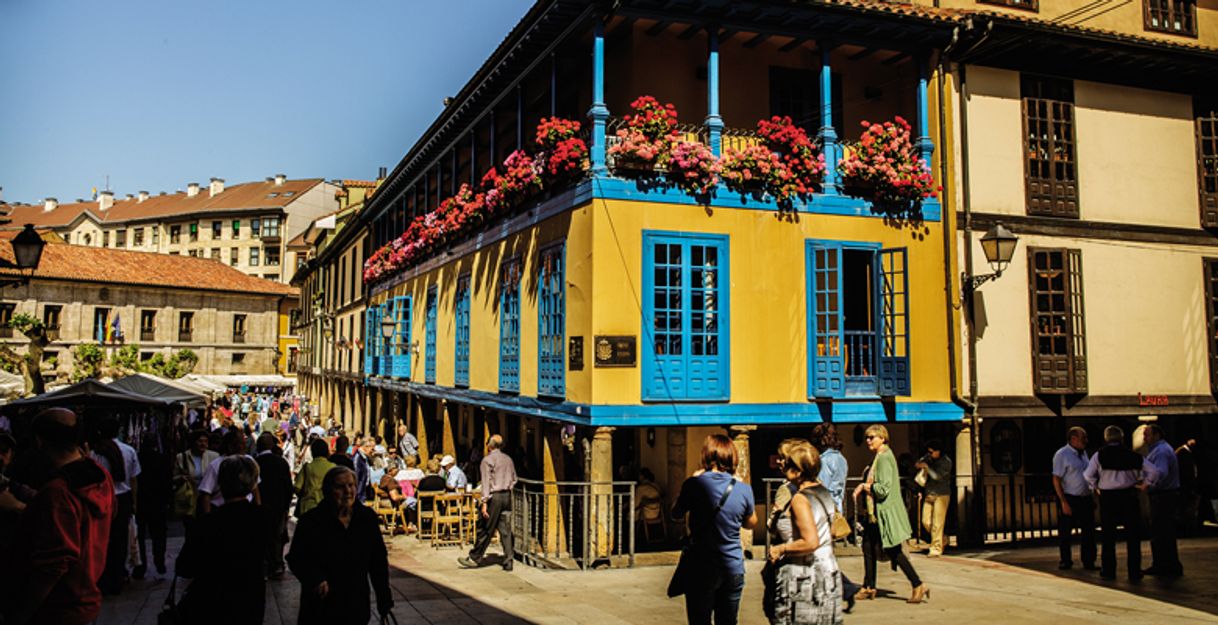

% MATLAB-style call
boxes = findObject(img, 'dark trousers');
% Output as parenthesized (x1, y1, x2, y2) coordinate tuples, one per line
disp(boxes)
(1148, 490, 1183, 575)
(265, 509, 288, 573)
(469, 491, 513, 564)
(1058, 494, 1096, 567)
(1099, 488, 1141, 578)
(101, 491, 134, 593)
(860, 522, 881, 588)
(883, 545, 922, 588)
(684, 570, 745, 625)
(135, 502, 168, 571)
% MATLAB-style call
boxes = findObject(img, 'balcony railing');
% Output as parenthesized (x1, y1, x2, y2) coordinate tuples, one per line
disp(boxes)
(45, 326, 60, 341)
(844, 330, 876, 379)
(178, 330, 193, 342)
(233, 332, 246, 344)
(140, 329, 156, 342)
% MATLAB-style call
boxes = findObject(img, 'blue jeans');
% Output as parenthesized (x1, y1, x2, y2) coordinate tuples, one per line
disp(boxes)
(684, 570, 745, 625)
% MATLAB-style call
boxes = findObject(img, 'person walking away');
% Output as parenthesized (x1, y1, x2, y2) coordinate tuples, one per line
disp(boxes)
(1, 408, 114, 625)
(458, 434, 518, 571)
(671, 434, 758, 625)
(767, 442, 843, 625)
(295, 438, 337, 517)
(255, 433, 293, 578)
(1084, 425, 1144, 581)
(353, 437, 374, 502)
(175, 456, 267, 625)
(174, 431, 219, 532)
(857, 424, 927, 604)
(441, 454, 468, 491)
(915, 441, 952, 558)
(133, 437, 171, 578)
(90, 417, 140, 595)
(1140, 424, 1183, 577)
(329, 435, 354, 470)
(197, 430, 261, 515)
(288, 467, 393, 625)
(1175, 439, 1200, 534)
(1052, 427, 1095, 571)
(808, 424, 858, 608)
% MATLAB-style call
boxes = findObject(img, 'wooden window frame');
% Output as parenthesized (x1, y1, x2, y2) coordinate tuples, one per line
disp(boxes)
(179, 311, 194, 342)
(1198, 103, 1218, 228)
(1144, 0, 1198, 36)
(140, 310, 156, 342)
(454, 274, 471, 388)
(537, 242, 566, 398)
(424, 286, 438, 384)
(1022, 76, 1079, 218)
(1028, 247, 1088, 394)
(1206, 259, 1218, 394)
(498, 258, 522, 393)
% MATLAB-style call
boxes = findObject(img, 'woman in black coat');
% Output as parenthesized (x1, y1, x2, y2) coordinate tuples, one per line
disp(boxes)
(175, 456, 266, 625)
(287, 466, 393, 625)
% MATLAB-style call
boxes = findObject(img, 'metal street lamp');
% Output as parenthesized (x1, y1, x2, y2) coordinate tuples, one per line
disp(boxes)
(0, 224, 46, 288)
(962, 223, 1019, 296)
(380, 315, 395, 341)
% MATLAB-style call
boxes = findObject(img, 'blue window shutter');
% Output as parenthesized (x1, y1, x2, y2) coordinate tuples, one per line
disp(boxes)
(390, 296, 412, 380)
(363, 310, 375, 376)
(425, 287, 437, 383)
(875, 247, 911, 397)
(808, 242, 846, 398)
(642, 232, 729, 401)
(455, 276, 470, 387)
(375, 303, 389, 377)
(499, 260, 521, 392)
(537, 244, 565, 398)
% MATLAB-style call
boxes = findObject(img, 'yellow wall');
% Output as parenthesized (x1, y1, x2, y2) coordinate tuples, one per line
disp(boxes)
(965, 66, 1201, 227)
(588, 199, 953, 406)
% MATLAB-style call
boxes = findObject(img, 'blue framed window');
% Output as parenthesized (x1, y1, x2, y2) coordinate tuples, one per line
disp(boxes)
(499, 258, 522, 393)
(363, 306, 378, 376)
(454, 274, 471, 387)
(806, 240, 910, 398)
(376, 303, 392, 377)
(390, 296, 412, 379)
(424, 286, 437, 383)
(642, 231, 730, 401)
(538, 242, 566, 397)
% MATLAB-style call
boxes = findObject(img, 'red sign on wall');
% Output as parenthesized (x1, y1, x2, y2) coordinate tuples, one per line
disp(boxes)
(1137, 393, 1169, 407)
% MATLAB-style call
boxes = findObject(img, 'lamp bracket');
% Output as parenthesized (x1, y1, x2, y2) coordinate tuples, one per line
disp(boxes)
(961, 270, 1001, 296)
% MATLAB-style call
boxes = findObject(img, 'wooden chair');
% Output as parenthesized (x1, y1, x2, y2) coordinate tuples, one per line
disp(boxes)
(460, 493, 480, 546)
(414, 491, 444, 540)
(372, 486, 406, 536)
(431, 493, 466, 548)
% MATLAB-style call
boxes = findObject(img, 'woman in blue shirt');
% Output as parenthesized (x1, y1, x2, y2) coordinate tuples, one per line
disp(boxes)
(672, 434, 758, 625)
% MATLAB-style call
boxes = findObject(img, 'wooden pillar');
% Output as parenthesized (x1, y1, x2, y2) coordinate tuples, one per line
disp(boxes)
(590, 426, 615, 558)
(442, 400, 457, 458)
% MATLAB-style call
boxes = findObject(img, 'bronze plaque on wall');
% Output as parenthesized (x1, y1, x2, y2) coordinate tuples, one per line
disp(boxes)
(594, 335, 636, 367)
(568, 336, 584, 371)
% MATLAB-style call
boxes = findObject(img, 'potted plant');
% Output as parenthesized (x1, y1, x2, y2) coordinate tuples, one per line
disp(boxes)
(666, 140, 720, 199)
(608, 96, 678, 175)
(838, 116, 937, 207)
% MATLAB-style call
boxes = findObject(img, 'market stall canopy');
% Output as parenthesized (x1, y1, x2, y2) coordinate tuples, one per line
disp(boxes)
(182, 374, 297, 389)
(3, 378, 172, 410)
(110, 373, 208, 409)
(0, 369, 25, 397)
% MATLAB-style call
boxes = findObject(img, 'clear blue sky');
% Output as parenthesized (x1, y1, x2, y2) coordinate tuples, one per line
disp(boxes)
(0, 0, 535, 204)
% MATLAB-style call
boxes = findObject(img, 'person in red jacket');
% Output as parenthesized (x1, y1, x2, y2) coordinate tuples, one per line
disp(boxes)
(2, 408, 114, 625)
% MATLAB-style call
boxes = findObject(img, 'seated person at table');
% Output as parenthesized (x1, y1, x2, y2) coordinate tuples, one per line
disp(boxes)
(440, 455, 468, 491)
(417, 457, 446, 493)
(376, 470, 414, 534)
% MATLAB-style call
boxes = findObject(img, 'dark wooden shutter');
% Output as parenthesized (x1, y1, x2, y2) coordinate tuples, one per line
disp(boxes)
(1206, 259, 1218, 394)
(1022, 77, 1078, 218)
(1065, 249, 1088, 393)
(1197, 113, 1218, 228)
(1029, 248, 1087, 394)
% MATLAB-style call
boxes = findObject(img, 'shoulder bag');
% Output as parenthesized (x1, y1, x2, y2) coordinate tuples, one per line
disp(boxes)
(667, 477, 736, 598)
(172, 454, 196, 519)
(810, 490, 852, 541)
(761, 489, 797, 620)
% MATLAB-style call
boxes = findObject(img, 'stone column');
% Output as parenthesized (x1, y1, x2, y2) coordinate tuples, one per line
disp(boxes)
(590, 426, 615, 559)
(441, 400, 457, 458)
(542, 424, 567, 557)
(956, 425, 978, 546)
(730, 425, 758, 554)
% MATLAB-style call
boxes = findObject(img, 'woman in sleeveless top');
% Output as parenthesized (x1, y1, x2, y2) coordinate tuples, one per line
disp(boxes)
(767, 441, 843, 625)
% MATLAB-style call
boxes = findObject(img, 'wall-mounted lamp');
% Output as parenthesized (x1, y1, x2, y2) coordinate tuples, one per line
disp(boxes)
(962, 223, 1019, 297)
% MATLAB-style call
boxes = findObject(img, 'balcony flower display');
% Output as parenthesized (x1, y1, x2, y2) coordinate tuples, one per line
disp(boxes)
(720, 144, 787, 195)
(536, 117, 589, 184)
(608, 96, 678, 173)
(666, 140, 720, 197)
(495, 150, 544, 207)
(839, 116, 937, 205)
(757, 116, 825, 192)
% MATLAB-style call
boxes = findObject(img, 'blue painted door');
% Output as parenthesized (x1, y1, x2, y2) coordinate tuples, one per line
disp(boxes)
(454, 275, 470, 387)
(875, 247, 910, 396)
(808, 243, 846, 398)
(390, 296, 412, 379)
(499, 259, 521, 393)
(642, 233, 729, 401)
(425, 287, 437, 383)
(537, 244, 565, 397)
(363, 309, 376, 376)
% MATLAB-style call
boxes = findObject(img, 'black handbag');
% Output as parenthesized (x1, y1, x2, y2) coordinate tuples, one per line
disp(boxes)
(157, 576, 180, 625)
(667, 478, 735, 598)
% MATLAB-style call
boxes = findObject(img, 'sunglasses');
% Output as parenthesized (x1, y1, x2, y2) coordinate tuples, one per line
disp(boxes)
(865, 435, 878, 441)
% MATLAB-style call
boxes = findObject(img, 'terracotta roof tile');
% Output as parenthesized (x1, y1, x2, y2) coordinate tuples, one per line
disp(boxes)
(341, 180, 378, 188)
(0, 242, 298, 296)
(3, 178, 324, 230)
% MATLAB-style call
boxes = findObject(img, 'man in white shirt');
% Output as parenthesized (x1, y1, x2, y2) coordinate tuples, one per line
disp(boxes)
(1084, 426, 1144, 581)
(441, 455, 468, 491)
(91, 418, 141, 595)
(1052, 427, 1095, 570)
(197, 430, 261, 514)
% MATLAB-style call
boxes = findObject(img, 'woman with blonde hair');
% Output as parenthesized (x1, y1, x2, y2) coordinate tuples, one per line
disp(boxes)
(767, 441, 842, 624)
(853, 424, 928, 604)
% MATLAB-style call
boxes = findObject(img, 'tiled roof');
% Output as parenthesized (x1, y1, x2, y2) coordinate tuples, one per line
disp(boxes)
(0, 241, 298, 296)
(341, 180, 378, 188)
(824, 0, 968, 22)
(3, 178, 324, 230)
(972, 7, 1218, 53)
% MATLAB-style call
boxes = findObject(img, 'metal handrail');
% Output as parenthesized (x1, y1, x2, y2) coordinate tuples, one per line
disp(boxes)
(511, 477, 636, 571)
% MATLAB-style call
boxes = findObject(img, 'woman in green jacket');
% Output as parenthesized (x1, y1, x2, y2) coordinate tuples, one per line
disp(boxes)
(856, 424, 928, 604)
(294, 438, 337, 516)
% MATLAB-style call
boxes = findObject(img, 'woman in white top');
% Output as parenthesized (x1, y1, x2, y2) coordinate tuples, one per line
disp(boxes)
(766, 441, 842, 625)
(174, 431, 219, 521)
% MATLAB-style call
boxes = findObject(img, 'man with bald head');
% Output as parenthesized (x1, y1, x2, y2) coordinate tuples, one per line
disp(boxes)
(458, 434, 517, 571)
(2, 408, 114, 625)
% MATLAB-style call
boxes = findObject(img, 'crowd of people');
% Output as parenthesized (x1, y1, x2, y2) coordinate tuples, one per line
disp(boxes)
(0, 386, 502, 625)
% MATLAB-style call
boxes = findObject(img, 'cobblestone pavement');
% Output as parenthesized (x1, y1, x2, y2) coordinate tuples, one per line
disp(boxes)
(97, 529, 1218, 624)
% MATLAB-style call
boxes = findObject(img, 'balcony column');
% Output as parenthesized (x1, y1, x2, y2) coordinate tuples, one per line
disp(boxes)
(590, 426, 615, 557)
(516, 84, 524, 152)
(818, 47, 840, 195)
(705, 28, 724, 156)
(588, 19, 610, 175)
(469, 132, 477, 186)
(916, 56, 935, 168)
